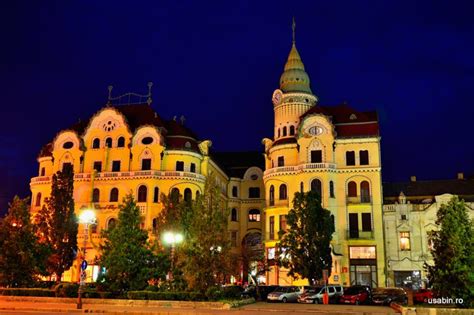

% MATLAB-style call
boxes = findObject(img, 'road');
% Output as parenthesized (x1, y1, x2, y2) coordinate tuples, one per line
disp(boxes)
(0, 301, 397, 314)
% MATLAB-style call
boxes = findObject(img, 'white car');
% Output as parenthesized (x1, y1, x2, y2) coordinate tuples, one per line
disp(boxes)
(267, 286, 302, 303)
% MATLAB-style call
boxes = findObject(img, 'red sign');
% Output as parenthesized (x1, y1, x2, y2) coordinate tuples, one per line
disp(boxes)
(342, 267, 348, 273)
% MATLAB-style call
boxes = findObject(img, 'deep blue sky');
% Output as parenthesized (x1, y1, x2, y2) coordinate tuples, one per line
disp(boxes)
(1, 1, 474, 213)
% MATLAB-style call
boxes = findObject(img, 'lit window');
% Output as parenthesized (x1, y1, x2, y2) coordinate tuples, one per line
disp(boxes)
(248, 209, 261, 222)
(349, 246, 376, 259)
(267, 247, 276, 260)
(400, 232, 411, 251)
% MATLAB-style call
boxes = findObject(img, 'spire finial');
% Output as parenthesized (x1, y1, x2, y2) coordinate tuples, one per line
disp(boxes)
(292, 16, 296, 45)
(147, 81, 153, 105)
(107, 85, 113, 104)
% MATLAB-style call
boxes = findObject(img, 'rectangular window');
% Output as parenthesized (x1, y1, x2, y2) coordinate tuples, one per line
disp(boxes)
(277, 156, 284, 167)
(248, 187, 260, 198)
(62, 163, 73, 173)
(349, 213, 359, 238)
(176, 161, 184, 171)
(112, 160, 121, 172)
(400, 232, 411, 251)
(349, 246, 376, 259)
(190, 163, 196, 173)
(232, 186, 238, 197)
(279, 215, 287, 233)
(267, 247, 276, 260)
(311, 150, 322, 163)
(346, 151, 355, 166)
(231, 231, 237, 247)
(93, 161, 102, 173)
(141, 159, 151, 170)
(360, 150, 369, 165)
(362, 213, 372, 231)
(269, 216, 275, 240)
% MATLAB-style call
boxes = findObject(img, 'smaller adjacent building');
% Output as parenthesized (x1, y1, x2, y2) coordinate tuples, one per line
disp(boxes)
(382, 174, 474, 289)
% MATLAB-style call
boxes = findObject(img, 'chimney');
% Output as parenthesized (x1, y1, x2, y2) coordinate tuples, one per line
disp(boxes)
(457, 172, 464, 180)
(410, 176, 416, 182)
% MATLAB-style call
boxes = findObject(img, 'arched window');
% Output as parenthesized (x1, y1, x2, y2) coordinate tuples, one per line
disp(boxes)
(35, 192, 42, 207)
(360, 181, 370, 203)
(105, 137, 113, 148)
(278, 129, 281, 138)
(311, 179, 322, 197)
(91, 220, 98, 234)
(184, 188, 192, 202)
(92, 138, 100, 149)
(107, 218, 117, 230)
(289, 125, 295, 135)
(300, 182, 304, 193)
(117, 136, 125, 148)
(138, 185, 147, 202)
(92, 188, 100, 202)
(248, 209, 261, 222)
(195, 190, 200, 200)
(279, 184, 287, 200)
(348, 181, 357, 197)
(269, 185, 275, 206)
(329, 181, 335, 198)
(153, 187, 159, 203)
(171, 188, 180, 202)
(109, 188, 119, 202)
(231, 208, 238, 221)
(283, 126, 287, 136)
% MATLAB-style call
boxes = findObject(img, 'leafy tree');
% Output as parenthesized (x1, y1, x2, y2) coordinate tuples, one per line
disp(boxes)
(426, 196, 474, 308)
(35, 168, 78, 281)
(277, 191, 335, 286)
(153, 190, 190, 242)
(0, 196, 49, 287)
(99, 194, 168, 292)
(182, 174, 237, 292)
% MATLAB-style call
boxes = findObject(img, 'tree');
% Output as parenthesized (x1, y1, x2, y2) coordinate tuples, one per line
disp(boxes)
(182, 174, 237, 293)
(277, 191, 335, 286)
(99, 194, 168, 292)
(426, 196, 474, 308)
(35, 168, 78, 281)
(0, 196, 49, 287)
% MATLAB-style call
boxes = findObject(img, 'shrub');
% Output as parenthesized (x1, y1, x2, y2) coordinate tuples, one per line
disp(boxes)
(205, 287, 223, 301)
(126, 291, 208, 301)
(145, 285, 159, 292)
(127, 291, 148, 300)
(0, 288, 55, 297)
(54, 283, 79, 297)
(222, 286, 243, 299)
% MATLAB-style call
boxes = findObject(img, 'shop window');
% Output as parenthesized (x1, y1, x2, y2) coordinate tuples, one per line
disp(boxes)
(329, 181, 335, 198)
(232, 186, 238, 197)
(400, 232, 411, 251)
(311, 179, 322, 197)
(277, 156, 284, 167)
(248, 187, 260, 198)
(105, 137, 113, 148)
(109, 188, 119, 202)
(93, 161, 102, 173)
(269, 185, 275, 206)
(141, 158, 151, 170)
(112, 160, 121, 172)
(153, 187, 159, 203)
(360, 150, 369, 165)
(348, 181, 357, 197)
(92, 188, 100, 203)
(346, 151, 355, 166)
(92, 138, 100, 149)
(279, 184, 287, 200)
(311, 150, 322, 163)
(231, 208, 238, 221)
(176, 161, 184, 171)
(35, 192, 42, 207)
(248, 209, 261, 222)
(117, 136, 125, 148)
(138, 185, 147, 202)
(269, 216, 275, 240)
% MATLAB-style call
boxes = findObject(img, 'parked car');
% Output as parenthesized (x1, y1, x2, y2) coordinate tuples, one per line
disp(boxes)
(413, 289, 434, 303)
(267, 286, 302, 303)
(241, 285, 256, 299)
(372, 287, 407, 306)
(339, 285, 372, 305)
(297, 285, 344, 304)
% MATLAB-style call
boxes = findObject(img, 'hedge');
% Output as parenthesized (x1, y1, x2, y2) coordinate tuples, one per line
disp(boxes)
(0, 288, 55, 297)
(127, 291, 207, 301)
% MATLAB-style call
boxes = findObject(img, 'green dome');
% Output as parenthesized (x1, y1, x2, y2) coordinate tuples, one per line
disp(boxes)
(279, 44, 312, 94)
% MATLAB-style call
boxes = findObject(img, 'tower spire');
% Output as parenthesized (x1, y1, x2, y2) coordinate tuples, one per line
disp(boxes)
(292, 17, 296, 45)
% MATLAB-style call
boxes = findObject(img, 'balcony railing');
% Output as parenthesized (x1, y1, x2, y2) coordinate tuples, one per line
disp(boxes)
(346, 229, 374, 240)
(31, 170, 206, 185)
(263, 163, 336, 177)
(346, 195, 372, 204)
(267, 199, 289, 208)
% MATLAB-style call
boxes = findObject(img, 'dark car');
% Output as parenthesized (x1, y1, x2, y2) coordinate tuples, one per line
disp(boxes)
(241, 285, 257, 299)
(372, 287, 407, 306)
(339, 285, 372, 305)
(413, 289, 434, 304)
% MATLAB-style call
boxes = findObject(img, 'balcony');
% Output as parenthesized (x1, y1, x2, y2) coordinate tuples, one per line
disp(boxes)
(263, 163, 336, 178)
(346, 195, 372, 204)
(346, 229, 374, 240)
(30, 170, 206, 185)
(267, 199, 289, 208)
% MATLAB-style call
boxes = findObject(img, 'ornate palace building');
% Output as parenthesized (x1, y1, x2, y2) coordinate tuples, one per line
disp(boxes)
(30, 32, 387, 287)
(262, 39, 385, 287)
(30, 89, 265, 283)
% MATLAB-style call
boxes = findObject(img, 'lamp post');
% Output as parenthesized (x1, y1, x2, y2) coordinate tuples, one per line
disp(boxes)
(163, 231, 183, 281)
(77, 209, 96, 310)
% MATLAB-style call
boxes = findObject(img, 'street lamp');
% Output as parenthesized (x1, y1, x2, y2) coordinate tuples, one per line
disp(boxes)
(77, 209, 96, 310)
(162, 231, 183, 281)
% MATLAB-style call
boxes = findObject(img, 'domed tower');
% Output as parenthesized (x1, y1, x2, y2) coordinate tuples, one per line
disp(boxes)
(272, 21, 318, 141)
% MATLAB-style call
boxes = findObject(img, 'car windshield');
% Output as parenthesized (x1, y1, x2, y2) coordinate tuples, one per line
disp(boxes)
(275, 287, 289, 293)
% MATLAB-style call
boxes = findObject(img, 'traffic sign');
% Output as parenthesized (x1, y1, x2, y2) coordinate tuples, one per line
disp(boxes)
(81, 260, 88, 271)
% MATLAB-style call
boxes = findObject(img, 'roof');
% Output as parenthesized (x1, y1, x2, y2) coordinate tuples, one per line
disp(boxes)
(272, 137, 298, 146)
(301, 103, 379, 137)
(383, 179, 474, 201)
(212, 151, 265, 178)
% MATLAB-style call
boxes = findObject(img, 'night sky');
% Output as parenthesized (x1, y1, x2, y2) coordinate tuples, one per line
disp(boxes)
(1, 1, 473, 214)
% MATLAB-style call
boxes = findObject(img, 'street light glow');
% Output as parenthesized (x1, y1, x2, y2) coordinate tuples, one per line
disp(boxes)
(163, 231, 183, 245)
(79, 209, 96, 224)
